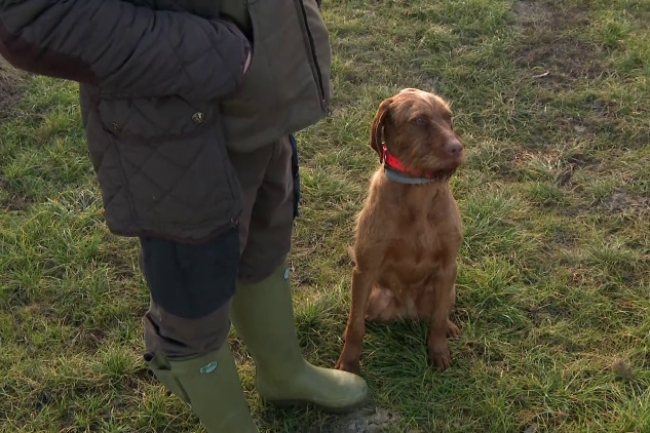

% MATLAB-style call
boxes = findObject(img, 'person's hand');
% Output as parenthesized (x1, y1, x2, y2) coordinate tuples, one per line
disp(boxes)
(218, 19, 253, 78)
(243, 48, 252, 74)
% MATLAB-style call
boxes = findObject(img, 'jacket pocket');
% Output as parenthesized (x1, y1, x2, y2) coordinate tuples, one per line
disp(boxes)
(98, 96, 216, 143)
(96, 96, 241, 231)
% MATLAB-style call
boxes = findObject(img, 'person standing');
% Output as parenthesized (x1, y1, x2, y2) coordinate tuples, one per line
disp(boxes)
(0, 0, 369, 431)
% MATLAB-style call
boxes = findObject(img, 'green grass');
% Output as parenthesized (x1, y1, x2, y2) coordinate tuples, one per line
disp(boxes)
(2, 0, 649, 431)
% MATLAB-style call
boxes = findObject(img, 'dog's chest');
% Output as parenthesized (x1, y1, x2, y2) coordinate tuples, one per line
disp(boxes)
(381, 215, 450, 276)
(397, 201, 456, 246)
(382, 197, 460, 274)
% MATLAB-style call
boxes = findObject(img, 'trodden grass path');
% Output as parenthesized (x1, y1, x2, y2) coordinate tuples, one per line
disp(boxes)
(1, 0, 649, 432)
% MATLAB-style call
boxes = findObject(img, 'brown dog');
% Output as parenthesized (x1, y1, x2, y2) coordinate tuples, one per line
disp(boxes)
(335, 88, 465, 374)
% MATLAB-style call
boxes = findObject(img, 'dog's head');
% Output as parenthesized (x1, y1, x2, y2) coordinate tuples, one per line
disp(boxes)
(370, 88, 465, 178)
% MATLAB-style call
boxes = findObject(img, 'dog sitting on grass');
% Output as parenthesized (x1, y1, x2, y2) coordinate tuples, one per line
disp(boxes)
(335, 88, 466, 373)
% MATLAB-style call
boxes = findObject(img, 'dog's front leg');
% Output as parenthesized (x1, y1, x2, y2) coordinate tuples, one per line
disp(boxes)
(335, 267, 374, 374)
(428, 262, 458, 371)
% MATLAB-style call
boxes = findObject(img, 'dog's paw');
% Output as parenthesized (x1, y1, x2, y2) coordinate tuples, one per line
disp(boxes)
(446, 319, 461, 339)
(428, 344, 452, 371)
(335, 357, 362, 375)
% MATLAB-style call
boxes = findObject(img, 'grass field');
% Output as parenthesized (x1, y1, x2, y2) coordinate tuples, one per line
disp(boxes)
(1, 0, 649, 432)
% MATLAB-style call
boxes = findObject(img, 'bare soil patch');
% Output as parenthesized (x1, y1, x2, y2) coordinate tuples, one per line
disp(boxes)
(319, 406, 403, 433)
(512, 1, 606, 86)
(599, 191, 650, 216)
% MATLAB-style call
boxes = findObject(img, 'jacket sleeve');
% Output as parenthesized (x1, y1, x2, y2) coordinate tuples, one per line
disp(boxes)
(0, 0, 251, 101)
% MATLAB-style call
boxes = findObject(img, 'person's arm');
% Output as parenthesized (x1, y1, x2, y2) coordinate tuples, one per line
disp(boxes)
(0, 0, 251, 101)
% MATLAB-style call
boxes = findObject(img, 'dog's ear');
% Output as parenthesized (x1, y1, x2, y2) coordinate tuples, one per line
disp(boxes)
(370, 98, 393, 159)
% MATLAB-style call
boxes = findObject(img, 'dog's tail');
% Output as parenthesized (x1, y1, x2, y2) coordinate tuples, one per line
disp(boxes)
(347, 245, 356, 265)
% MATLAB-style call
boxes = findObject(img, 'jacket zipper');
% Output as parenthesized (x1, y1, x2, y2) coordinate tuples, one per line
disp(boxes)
(296, 0, 326, 110)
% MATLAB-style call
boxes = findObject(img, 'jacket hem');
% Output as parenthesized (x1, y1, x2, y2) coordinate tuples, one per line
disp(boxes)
(107, 219, 239, 245)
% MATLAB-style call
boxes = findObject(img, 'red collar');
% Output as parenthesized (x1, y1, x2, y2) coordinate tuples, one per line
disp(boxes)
(381, 143, 436, 179)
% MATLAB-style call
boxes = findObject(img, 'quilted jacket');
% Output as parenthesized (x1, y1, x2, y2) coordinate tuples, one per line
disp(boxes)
(0, 0, 332, 243)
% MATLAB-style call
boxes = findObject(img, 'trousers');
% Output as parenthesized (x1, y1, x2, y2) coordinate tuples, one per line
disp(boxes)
(138, 135, 299, 357)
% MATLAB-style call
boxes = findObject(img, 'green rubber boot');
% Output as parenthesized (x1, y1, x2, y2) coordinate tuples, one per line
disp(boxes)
(230, 261, 370, 412)
(145, 345, 259, 433)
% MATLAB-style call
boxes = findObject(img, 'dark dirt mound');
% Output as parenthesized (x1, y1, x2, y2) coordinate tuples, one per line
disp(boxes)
(0, 57, 26, 120)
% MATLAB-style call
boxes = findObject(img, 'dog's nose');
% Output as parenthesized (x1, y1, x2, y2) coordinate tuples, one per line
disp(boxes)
(446, 138, 463, 155)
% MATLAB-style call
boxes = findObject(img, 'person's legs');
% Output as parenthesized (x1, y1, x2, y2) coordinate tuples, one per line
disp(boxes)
(228, 136, 370, 412)
(140, 230, 238, 359)
(137, 140, 277, 432)
(233, 135, 295, 284)
(138, 135, 369, 433)
(139, 227, 259, 433)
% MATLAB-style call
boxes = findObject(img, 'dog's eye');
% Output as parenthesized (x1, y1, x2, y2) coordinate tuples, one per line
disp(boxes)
(412, 117, 426, 125)
(444, 115, 454, 128)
